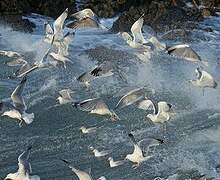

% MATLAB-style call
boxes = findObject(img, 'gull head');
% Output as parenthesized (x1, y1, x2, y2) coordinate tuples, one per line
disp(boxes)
(108, 157, 113, 161)
(110, 111, 120, 121)
(97, 176, 107, 180)
(147, 114, 154, 120)
(80, 126, 86, 131)
(125, 154, 132, 161)
(71, 9, 96, 20)
(89, 146, 95, 151)
(57, 96, 62, 104)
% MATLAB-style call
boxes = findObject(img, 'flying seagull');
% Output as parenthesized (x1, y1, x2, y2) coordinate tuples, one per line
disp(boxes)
(68, 9, 106, 29)
(77, 61, 114, 87)
(121, 14, 151, 50)
(89, 146, 110, 157)
(167, 44, 208, 66)
(62, 159, 92, 180)
(125, 133, 163, 168)
(62, 159, 106, 180)
(80, 126, 97, 134)
(44, 8, 68, 43)
(115, 87, 150, 109)
(57, 89, 74, 104)
(108, 157, 125, 168)
(73, 98, 119, 121)
(4, 146, 40, 180)
(146, 100, 174, 124)
(0, 50, 22, 58)
(0, 76, 34, 127)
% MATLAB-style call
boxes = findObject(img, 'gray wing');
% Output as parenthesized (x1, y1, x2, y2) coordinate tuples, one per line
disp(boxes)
(18, 146, 32, 175)
(74, 98, 102, 112)
(16, 63, 38, 78)
(44, 22, 53, 36)
(90, 62, 113, 78)
(11, 76, 27, 111)
(116, 87, 145, 109)
(168, 44, 201, 61)
(77, 71, 96, 83)
(6, 58, 27, 67)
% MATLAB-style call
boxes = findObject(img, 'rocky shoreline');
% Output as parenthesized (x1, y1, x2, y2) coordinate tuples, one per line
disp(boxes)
(0, 0, 220, 33)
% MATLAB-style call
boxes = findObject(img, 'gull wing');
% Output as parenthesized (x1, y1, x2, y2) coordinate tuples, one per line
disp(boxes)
(53, 8, 68, 35)
(116, 87, 145, 109)
(11, 76, 27, 111)
(128, 133, 144, 157)
(18, 147, 32, 175)
(131, 15, 147, 44)
(62, 159, 92, 180)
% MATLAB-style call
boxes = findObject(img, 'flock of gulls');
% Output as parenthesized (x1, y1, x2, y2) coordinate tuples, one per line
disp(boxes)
(0, 5, 218, 180)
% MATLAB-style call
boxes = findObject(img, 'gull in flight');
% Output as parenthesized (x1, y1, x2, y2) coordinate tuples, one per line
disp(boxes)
(77, 61, 114, 87)
(115, 87, 153, 109)
(44, 8, 68, 43)
(167, 44, 208, 66)
(73, 98, 119, 121)
(125, 133, 163, 168)
(190, 67, 217, 94)
(0, 50, 22, 58)
(0, 76, 34, 127)
(62, 159, 106, 180)
(68, 9, 106, 29)
(4, 146, 40, 180)
(80, 126, 97, 134)
(121, 14, 152, 50)
(108, 157, 125, 168)
(146, 100, 174, 124)
(57, 89, 74, 104)
(89, 146, 110, 157)
(14, 47, 52, 78)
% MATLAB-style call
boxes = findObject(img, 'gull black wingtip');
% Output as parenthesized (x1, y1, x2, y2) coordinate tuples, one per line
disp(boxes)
(27, 146, 32, 151)
(154, 138, 164, 144)
(61, 159, 70, 164)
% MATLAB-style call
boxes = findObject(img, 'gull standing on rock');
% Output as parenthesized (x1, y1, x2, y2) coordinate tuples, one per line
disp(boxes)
(73, 98, 119, 121)
(125, 133, 163, 168)
(0, 76, 34, 127)
(57, 89, 74, 104)
(4, 147, 40, 180)
(190, 67, 217, 94)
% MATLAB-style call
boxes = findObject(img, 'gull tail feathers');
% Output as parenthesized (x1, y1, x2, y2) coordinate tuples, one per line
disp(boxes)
(30, 175, 41, 180)
(22, 112, 35, 124)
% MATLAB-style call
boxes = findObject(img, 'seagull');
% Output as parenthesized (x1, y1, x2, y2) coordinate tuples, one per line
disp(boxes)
(146, 100, 174, 124)
(4, 146, 40, 180)
(121, 14, 151, 50)
(44, 8, 68, 43)
(190, 67, 217, 91)
(73, 98, 119, 121)
(115, 87, 148, 109)
(62, 159, 92, 180)
(57, 89, 74, 104)
(0, 76, 34, 127)
(68, 9, 105, 29)
(125, 133, 163, 168)
(80, 126, 97, 134)
(6, 58, 27, 67)
(0, 50, 22, 58)
(14, 47, 52, 78)
(167, 44, 208, 66)
(49, 44, 73, 69)
(77, 61, 114, 87)
(108, 157, 125, 168)
(89, 146, 110, 157)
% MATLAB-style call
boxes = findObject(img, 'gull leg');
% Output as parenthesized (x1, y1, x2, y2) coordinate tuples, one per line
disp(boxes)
(19, 119, 23, 127)
(202, 88, 205, 96)
(132, 163, 140, 169)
